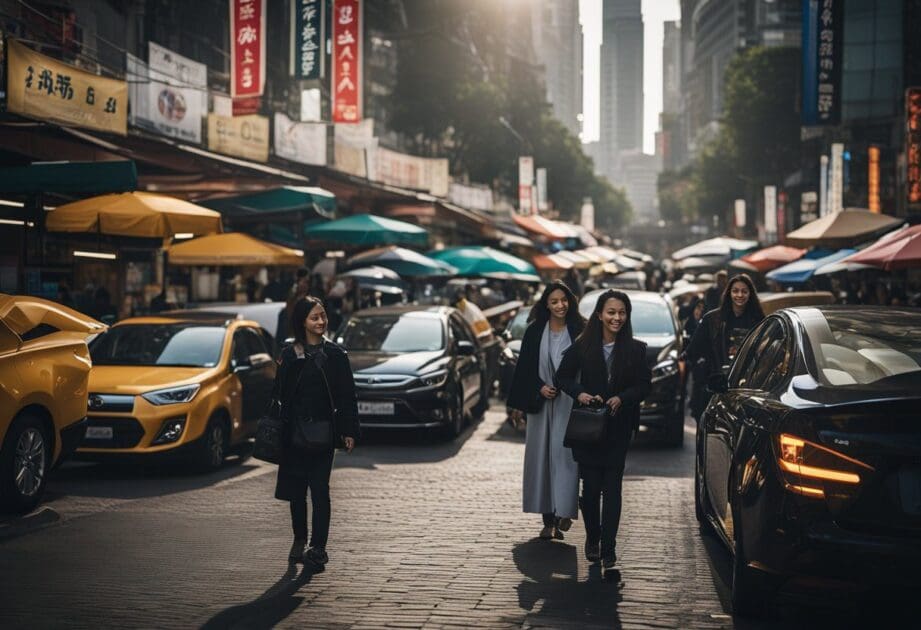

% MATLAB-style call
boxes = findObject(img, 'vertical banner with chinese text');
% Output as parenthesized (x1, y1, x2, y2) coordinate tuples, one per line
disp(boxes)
(332, 0, 362, 123)
(291, 0, 325, 80)
(764, 186, 777, 244)
(802, 0, 843, 126)
(907, 88, 921, 208)
(518, 157, 534, 215)
(230, 0, 265, 98)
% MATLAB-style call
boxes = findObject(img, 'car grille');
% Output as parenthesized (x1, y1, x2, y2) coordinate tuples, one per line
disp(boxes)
(87, 393, 135, 413)
(352, 374, 416, 389)
(81, 417, 146, 448)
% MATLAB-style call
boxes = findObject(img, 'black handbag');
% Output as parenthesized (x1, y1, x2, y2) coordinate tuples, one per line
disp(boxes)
(253, 401, 285, 464)
(563, 401, 608, 449)
(289, 353, 337, 453)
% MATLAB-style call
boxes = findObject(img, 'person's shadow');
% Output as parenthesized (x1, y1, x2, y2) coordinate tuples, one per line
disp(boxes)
(513, 539, 623, 628)
(200, 561, 320, 629)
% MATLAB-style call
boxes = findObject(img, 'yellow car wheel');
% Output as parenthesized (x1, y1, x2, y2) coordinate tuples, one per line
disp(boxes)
(194, 416, 228, 473)
(0, 412, 51, 514)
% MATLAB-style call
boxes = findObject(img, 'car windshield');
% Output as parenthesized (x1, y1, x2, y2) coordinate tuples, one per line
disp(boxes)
(581, 295, 674, 336)
(506, 307, 532, 340)
(337, 313, 444, 352)
(89, 324, 225, 367)
(802, 310, 921, 388)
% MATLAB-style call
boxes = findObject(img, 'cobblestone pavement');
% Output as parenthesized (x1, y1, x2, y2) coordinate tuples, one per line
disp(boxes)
(0, 405, 905, 629)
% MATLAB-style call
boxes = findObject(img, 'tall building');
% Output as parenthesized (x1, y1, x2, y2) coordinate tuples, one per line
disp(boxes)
(662, 21, 682, 115)
(532, 1, 584, 137)
(600, 0, 644, 178)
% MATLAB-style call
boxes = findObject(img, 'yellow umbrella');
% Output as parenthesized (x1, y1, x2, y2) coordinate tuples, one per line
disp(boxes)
(167, 232, 304, 267)
(47, 192, 223, 238)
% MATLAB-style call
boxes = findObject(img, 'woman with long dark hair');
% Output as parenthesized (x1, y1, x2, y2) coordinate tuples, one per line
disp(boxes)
(270, 296, 359, 568)
(555, 290, 651, 577)
(507, 281, 585, 540)
(686, 273, 765, 378)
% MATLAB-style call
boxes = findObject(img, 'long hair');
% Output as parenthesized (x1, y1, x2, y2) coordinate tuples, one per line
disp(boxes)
(527, 280, 584, 331)
(718, 273, 764, 322)
(291, 296, 326, 345)
(575, 289, 636, 383)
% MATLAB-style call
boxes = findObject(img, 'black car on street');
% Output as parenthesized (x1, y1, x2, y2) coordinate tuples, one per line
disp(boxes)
(697, 306, 921, 616)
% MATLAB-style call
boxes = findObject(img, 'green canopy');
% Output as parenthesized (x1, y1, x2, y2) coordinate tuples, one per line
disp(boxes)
(429, 246, 539, 282)
(346, 246, 455, 277)
(200, 186, 337, 218)
(305, 213, 428, 247)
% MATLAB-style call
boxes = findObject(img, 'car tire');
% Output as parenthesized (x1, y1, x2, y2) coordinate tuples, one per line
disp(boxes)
(442, 390, 466, 440)
(694, 446, 705, 524)
(730, 487, 770, 617)
(194, 417, 227, 472)
(0, 412, 51, 514)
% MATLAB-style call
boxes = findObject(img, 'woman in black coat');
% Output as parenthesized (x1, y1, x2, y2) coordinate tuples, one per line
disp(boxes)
(555, 289, 651, 577)
(270, 296, 360, 568)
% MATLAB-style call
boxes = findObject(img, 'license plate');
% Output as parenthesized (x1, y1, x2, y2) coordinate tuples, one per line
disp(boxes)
(85, 426, 113, 440)
(358, 401, 395, 416)
(900, 467, 921, 516)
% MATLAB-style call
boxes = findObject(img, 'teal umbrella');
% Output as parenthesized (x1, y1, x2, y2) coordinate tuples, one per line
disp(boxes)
(429, 246, 540, 282)
(201, 186, 337, 218)
(305, 213, 428, 247)
(346, 246, 456, 277)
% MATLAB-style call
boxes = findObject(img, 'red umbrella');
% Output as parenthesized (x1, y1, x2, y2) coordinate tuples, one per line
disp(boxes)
(845, 225, 921, 271)
(741, 245, 807, 272)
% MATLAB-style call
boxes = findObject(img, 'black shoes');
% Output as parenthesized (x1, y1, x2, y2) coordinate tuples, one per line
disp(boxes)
(557, 517, 573, 532)
(305, 547, 329, 567)
(585, 540, 601, 562)
(602, 555, 618, 580)
(288, 538, 306, 561)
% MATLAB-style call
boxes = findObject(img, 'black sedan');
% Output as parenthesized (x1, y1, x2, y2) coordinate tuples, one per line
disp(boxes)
(579, 290, 686, 446)
(334, 306, 485, 438)
(697, 306, 921, 616)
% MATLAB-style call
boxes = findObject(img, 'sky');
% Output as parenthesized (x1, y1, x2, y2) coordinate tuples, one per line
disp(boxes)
(579, 0, 681, 154)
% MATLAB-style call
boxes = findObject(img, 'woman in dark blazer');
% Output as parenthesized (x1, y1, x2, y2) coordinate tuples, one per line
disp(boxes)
(556, 289, 651, 577)
(270, 296, 360, 568)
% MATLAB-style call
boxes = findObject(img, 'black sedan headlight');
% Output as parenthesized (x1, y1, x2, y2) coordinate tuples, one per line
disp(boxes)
(417, 369, 449, 389)
(651, 359, 679, 383)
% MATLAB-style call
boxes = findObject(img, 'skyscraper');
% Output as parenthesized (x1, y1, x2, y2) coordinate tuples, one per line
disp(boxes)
(531, 1, 584, 137)
(599, 0, 644, 182)
(662, 21, 682, 116)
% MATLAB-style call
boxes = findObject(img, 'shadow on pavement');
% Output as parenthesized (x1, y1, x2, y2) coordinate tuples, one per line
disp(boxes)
(513, 538, 623, 628)
(200, 561, 320, 629)
(45, 452, 260, 501)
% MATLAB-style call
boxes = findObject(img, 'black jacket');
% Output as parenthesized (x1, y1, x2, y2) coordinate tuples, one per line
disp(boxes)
(506, 319, 584, 414)
(271, 341, 361, 443)
(556, 338, 651, 467)
(685, 308, 763, 377)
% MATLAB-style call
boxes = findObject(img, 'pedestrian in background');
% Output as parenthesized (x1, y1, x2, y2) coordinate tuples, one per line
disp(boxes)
(686, 273, 765, 379)
(507, 281, 585, 541)
(277, 268, 311, 346)
(270, 296, 359, 568)
(555, 290, 651, 577)
(682, 297, 709, 422)
(704, 270, 728, 311)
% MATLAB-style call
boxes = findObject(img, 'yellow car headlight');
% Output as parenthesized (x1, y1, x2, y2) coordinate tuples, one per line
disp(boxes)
(141, 384, 201, 406)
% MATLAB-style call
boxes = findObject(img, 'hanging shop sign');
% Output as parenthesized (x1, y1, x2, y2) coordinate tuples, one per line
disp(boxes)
(802, 0, 843, 126)
(907, 88, 921, 207)
(369, 147, 449, 197)
(332, 0, 362, 123)
(449, 183, 494, 212)
(7, 38, 127, 135)
(291, 0, 325, 80)
(273, 112, 327, 166)
(518, 156, 534, 215)
(230, 0, 266, 98)
(207, 113, 269, 162)
(536, 168, 548, 212)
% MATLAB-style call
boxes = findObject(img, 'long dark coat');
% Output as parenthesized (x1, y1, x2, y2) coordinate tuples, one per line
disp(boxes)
(270, 341, 360, 501)
(506, 318, 584, 413)
(555, 338, 651, 467)
(685, 308, 763, 377)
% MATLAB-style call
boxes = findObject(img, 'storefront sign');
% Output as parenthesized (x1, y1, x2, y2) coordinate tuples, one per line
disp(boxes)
(829, 143, 844, 214)
(734, 199, 746, 229)
(764, 186, 777, 243)
(802, 0, 843, 126)
(207, 113, 269, 162)
(370, 147, 449, 197)
(448, 183, 494, 212)
(291, 0, 324, 80)
(332, 0, 362, 123)
(518, 156, 534, 214)
(907, 88, 921, 207)
(334, 118, 375, 177)
(127, 43, 206, 143)
(800, 191, 818, 223)
(273, 112, 327, 166)
(868, 146, 880, 213)
(7, 38, 127, 135)
(230, 0, 265, 98)
(536, 168, 548, 212)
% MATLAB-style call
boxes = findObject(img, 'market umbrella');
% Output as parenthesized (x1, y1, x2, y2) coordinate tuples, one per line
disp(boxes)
(843, 224, 921, 271)
(346, 246, 456, 277)
(47, 191, 223, 238)
(741, 245, 807, 272)
(304, 213, 428, 247)
(429, 246, 540, 281)
(166, 232, 303, 266)
(676, 255, 729, 271)
(338, 265, 402, 283)
(588, 262, 621, 277)
(766, 249, 856, 284)
(671, 237, 758, 260)
(533, 253, 575, 272)
(728, 259, 761, 273)
(784, 208, 902, 249)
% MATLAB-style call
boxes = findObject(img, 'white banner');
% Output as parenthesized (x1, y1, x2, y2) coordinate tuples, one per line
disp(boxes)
(274, 112, 327, 166)
(536, 168, 548, 211)
(734, 199, 746, 228)
(370, 146, 449, 197)
(764, 186, 777, 241)
(829, 143, 844, 214)
(127, 43, 206, 143)
(449, 183, 494, 211)
(518, 156, 534, 214)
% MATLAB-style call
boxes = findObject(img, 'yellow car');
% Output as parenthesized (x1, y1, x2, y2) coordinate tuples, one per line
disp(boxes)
(78, 313, 276, 470)
(0, 294, 104, 513)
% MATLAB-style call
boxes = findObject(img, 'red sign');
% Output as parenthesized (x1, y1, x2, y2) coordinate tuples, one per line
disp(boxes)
(907, 88, 921, 206)
(230, 0, 265, 98)
(332, 0, 362, 123)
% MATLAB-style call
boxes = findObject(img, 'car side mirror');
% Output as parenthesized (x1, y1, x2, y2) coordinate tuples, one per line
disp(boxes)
(707, 373, 729, 394)
(456, 340, 476, 356)
(248, 352, 272, 369)
(233, 355, 252, 373)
